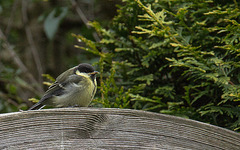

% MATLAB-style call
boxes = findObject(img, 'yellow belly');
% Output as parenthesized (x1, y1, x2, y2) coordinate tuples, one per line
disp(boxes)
(53, 77, 96, 107)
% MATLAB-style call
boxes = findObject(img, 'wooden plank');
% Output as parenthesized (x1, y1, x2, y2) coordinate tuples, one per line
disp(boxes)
(0, 108, 239, 149)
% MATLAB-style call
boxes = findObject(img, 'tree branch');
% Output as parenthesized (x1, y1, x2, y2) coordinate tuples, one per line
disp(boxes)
(21, 0, 44, 84)
(70, 0, 100, 42)
(0, 28, 43, 93)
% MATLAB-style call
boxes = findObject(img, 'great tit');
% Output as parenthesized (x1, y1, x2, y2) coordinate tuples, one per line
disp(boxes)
(28, 63, 98, 110)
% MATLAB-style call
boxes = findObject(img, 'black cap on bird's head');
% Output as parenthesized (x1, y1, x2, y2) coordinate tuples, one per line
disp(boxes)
(75, 63, 94, 73)
(74, 63, 99, 77)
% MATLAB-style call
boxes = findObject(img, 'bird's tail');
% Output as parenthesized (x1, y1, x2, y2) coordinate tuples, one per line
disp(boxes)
(28, 102, 45, 110)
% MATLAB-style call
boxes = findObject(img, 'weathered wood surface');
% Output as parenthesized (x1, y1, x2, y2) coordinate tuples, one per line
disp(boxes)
(0, 108, 239, 150)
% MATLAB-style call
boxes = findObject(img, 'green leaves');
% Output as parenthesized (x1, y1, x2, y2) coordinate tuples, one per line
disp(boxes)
(135, 74, 153, 85)
(44, 7, 68, 40)
(74, 0, 240, 131)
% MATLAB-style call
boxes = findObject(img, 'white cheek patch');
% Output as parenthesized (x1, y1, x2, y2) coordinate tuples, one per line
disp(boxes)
(76, 70, 89, 78)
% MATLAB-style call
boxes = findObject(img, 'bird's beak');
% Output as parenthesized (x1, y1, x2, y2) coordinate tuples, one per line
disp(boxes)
(88, 71, 99, 75)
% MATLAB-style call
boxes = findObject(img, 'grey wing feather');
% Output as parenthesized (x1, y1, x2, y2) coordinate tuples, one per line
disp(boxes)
(55, 66, 76, 83)
(28, 74, 83, 110)
(28, 82, 65, 110)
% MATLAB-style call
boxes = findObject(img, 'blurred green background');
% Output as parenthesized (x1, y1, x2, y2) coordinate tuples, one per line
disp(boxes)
(1, 0, 240, 132)
(0, 0, 120, 112)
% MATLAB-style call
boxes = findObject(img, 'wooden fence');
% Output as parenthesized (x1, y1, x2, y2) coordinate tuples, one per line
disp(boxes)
(0, 108, 240, 149)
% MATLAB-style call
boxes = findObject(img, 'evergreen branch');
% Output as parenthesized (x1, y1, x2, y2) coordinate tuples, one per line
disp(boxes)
(135, 0, 181, 44)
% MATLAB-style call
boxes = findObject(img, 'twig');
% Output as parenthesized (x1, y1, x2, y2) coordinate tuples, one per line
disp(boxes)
(71, 0, 90, 28)
(70, 0, 100, 42)
(21, 0, 44, 84)
(0, 28, 43, 93)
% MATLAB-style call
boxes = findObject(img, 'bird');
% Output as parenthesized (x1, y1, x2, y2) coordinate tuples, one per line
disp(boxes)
(28, 63, 98, 110)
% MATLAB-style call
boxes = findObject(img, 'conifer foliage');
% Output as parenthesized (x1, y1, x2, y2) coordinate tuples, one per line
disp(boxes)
(75, 0, 240, 131)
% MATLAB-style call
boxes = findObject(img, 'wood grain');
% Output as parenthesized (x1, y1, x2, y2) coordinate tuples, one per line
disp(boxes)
(0, 108, 239, 150)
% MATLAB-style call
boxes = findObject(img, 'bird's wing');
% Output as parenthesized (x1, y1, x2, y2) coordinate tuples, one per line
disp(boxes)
(55, 67, 76, 83)
(28, 74, 83, 110)
(28, 82, 65, 110)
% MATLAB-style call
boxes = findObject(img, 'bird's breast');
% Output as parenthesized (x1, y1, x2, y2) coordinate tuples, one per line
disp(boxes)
(53, 77, 96, 107)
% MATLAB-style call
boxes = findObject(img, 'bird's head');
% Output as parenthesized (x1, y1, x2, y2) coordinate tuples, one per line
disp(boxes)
(74, 63, 98, 79)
